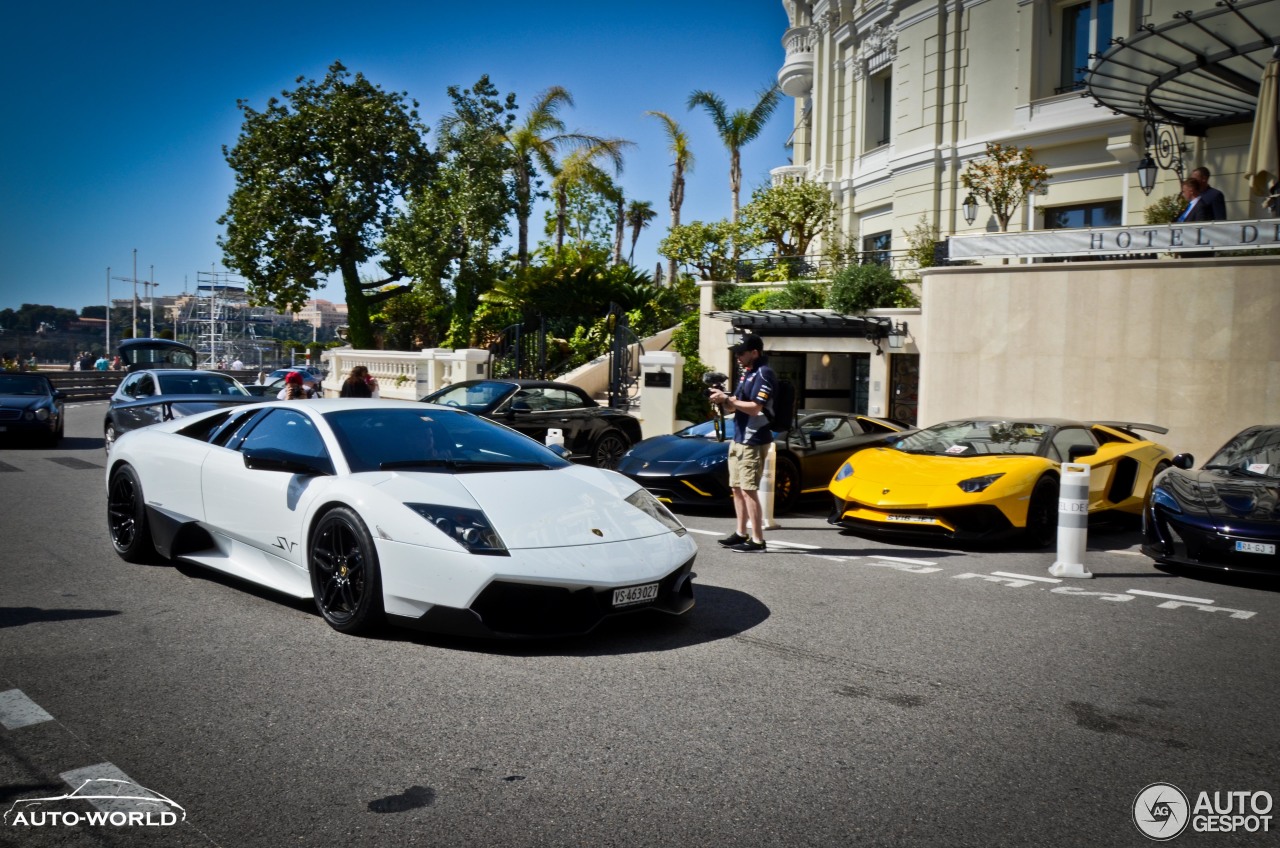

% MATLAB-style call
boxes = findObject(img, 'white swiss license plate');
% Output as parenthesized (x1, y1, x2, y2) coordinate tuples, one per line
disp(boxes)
(612, 583, 659, 607)
(1235, 541, 1276, 555)
(886, 514, 936, 524)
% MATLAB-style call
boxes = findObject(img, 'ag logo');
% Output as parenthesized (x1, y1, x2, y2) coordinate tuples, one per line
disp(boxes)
(1133, 782, 1190, 841)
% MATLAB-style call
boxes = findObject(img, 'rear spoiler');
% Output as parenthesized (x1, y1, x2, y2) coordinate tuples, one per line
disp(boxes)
(1090, 421, 1169, 435)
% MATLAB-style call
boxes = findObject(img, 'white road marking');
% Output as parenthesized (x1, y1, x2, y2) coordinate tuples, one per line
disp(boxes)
(1127, 589, 1215, 604)
(686, 528, 722, 536)
(1104, 549, 1146, 556)
(766, 539, 822, 550)
(1156, 601, 1256, 620)
(0, 689, 53, 729)
(992, 571, 1061, 584)
(869, 555, 938, 566)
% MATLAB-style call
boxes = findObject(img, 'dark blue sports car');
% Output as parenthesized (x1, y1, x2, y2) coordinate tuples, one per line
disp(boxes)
(1143, 424, 1280, 575)
(615, 410, 909, 514)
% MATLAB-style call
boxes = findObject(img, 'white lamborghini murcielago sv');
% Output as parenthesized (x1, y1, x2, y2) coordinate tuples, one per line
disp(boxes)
(106, 399, 697, 637)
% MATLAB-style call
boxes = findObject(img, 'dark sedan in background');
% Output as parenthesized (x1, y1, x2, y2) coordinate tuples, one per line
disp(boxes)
(1144, 424, 1280, 576)
(420, 379, 643, 469)
(616, 410, 909, 513)
(104, 369, 257, 453)
(0, 372, 66, 446)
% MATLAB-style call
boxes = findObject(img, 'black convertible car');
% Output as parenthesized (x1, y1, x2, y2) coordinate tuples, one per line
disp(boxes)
(615, 410, 909, 513)
(420, 379, 642, 469)
(0, 372, 66, 446)
(1143, 424, 1280, 576)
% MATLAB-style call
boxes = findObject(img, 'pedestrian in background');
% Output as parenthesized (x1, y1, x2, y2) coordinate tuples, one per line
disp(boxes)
(339, 365, 379, 398)
(277, 371, 314, 400)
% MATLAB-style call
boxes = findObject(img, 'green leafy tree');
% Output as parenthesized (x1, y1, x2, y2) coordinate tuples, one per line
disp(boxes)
(960, 142, 1051, 232)
(659, 220, 757, 281)
(503, 88, 619, 268)
(826, 264, 919, 314)
(550, 139, 631, 257)
(387, 76, 517, 346)
(218, 62, 436, 348)
(740, 179, 836, 260)
(687, 86, 781, 222)
(646, 111, 695, 283)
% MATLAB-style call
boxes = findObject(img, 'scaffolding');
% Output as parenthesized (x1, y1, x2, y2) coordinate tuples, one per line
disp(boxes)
(180, 271, 279, 368)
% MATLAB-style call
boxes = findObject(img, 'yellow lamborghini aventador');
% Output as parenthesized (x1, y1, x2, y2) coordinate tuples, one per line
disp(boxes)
(827, 418, 1174, 546)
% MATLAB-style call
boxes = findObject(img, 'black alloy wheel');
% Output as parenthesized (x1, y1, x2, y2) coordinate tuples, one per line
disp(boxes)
(773, 456, 801, 514)
(309, 506, 384, 635)
(1025, 476, 1060, 548)
(107, 465, 156, 563)
(592, 430, 630, 470)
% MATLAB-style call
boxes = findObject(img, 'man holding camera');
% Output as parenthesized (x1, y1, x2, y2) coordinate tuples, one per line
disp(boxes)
(707, 334, 776, 553)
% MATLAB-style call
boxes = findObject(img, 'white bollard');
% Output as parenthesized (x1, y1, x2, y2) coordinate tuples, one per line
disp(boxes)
(750, 442, 782, 531)
(1049, 463, 1093, 578)
(545, 428, 564, 450)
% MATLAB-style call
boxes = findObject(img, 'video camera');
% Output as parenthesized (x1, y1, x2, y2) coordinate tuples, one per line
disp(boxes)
(702, 371, 729, 395)
(702, 371, 730, 441)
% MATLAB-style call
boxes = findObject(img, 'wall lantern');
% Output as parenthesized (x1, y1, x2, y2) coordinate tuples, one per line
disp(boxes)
(1136, 154, 1158, 196)
(887, 320, 909, 350)
(962, 195, 979, 226)
(725, 329, 744, 348)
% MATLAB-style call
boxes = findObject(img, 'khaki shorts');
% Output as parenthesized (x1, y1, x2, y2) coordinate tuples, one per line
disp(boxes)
(728, 441, 768, 491)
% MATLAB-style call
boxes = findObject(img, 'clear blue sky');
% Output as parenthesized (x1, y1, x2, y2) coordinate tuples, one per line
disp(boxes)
(0, 1, 794, 313)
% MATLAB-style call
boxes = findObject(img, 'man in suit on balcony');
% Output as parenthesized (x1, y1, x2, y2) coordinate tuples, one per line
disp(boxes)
(1190, 166, 1227, 220)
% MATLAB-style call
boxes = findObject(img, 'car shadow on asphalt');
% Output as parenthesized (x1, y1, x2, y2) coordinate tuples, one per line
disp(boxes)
(168, 560, 771, 656)
(380, 584, 772, 658)
(1152, 561, 1280, 593)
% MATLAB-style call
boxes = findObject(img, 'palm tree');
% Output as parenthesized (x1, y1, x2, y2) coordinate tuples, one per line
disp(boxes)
(625, 200, 657, 265)
(551, 139, 632, 257)
(645, 111, 694, 283)
(686, 86, 781, 223)
(505, 87, 619, 268)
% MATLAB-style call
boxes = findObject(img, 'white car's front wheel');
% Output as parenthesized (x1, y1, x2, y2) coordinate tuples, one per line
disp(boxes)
(107, 465, 156, 563)
(309, 507, 384, 635)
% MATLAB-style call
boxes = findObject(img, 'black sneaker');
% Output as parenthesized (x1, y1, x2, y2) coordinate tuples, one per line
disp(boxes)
(730, 539, 767, 553)
(718, 532, 747, 547)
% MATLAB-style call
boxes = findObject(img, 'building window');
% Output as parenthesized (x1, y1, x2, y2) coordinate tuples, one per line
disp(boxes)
(861, 231, 892, 265)
(1043, 200, 1122, 229)
(864, 69, 892, 149)
(1058, 0, 1113, 94)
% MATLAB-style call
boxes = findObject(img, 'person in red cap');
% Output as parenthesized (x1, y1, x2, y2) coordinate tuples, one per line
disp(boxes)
(277, 370, 315, 400)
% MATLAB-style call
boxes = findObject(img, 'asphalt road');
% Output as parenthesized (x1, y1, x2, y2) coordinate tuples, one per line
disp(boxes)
(0, 402, 1276, 847)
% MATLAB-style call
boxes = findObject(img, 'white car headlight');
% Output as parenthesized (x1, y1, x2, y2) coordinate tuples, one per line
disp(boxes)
(405, 503, 508, 556)
(625, 488, 687, 536)
(34, 408, 50, 421)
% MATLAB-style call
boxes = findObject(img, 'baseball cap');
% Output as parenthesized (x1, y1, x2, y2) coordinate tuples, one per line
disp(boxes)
(730, 335, 765, 355)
